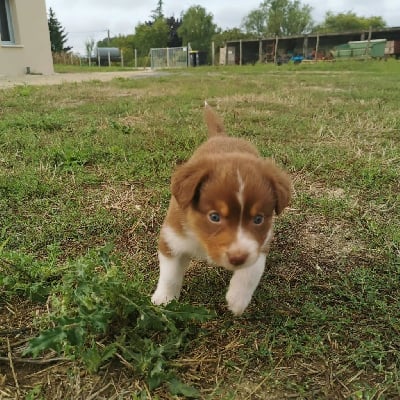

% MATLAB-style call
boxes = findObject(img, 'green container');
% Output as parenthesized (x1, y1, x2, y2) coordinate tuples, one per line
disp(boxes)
(332, 39, 387, 58)
(349, 39, 387, 57)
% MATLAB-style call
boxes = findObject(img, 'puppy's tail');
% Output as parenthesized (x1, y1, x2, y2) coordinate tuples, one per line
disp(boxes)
(204, 101, 226, 137)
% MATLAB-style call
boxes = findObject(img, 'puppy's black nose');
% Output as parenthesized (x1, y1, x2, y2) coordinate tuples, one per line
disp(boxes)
(227, 251, 249, 266)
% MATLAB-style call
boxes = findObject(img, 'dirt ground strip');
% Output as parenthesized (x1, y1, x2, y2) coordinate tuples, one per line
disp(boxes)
(0, 69, 167, 89)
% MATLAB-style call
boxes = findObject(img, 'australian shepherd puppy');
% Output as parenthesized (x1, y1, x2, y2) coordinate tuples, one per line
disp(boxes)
(152, 103, 292, 315)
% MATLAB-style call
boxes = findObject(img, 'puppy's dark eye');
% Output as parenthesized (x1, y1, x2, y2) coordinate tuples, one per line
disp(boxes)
(209, 212, 221, 223)
(253, 215, 264, 225)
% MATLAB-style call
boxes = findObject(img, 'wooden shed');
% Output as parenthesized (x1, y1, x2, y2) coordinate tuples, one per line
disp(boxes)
(221, 27, 400, 65)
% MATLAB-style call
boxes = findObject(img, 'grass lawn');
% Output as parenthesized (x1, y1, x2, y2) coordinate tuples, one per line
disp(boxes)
(0, 60, 399, 399)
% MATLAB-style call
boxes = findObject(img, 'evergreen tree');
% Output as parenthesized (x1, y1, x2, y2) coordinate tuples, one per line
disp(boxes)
(48, 8, 71, 52)
(166, 16, 182, 47)
(151, 0, 164, 21)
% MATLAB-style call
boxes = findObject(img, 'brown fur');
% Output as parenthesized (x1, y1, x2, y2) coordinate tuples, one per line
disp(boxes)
(159, 104, 292, 264)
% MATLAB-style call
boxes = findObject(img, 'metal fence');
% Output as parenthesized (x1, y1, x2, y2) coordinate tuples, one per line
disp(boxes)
(150, 47, 188, 69)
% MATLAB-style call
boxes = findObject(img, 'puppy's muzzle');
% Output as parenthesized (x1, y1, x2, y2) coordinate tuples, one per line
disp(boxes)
(227, 250, 249, 267)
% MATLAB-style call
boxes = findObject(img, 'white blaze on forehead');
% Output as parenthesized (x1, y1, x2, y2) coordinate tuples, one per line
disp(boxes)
(236, 170, 245, 212)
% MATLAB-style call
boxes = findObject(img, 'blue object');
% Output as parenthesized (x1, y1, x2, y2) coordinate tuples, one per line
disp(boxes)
(290, 55, 304, 63)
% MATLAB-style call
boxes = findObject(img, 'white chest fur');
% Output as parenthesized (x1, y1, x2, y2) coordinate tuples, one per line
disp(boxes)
(161, 225, 207, 260)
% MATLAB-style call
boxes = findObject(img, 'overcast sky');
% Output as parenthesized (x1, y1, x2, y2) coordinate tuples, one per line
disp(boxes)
(45, 0, 400, 54)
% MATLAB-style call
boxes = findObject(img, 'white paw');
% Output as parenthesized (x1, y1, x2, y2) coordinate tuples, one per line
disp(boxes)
(151, 289, 177, 306)
(226, 290, 252, 316)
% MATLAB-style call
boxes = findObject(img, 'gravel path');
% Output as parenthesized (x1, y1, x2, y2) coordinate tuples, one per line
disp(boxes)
(0, 69, 167, 88)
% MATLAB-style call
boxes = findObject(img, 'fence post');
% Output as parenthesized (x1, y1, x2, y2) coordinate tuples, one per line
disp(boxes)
(274, 35, 279, 64)
(303, 35, 308, 58)
(108, 50, 111, 67)
(365, 26, 372, 56)
(121, 49, 124, 67)
(167, 47, 170, 67)
(150, 49, 153, 69)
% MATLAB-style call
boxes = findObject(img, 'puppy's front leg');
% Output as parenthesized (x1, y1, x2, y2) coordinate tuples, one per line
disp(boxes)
(226, 254, 266, 316)
(151, 252, 189, 305)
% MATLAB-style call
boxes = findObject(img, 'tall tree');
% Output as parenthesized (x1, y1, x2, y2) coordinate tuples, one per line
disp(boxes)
(47, 8, 71, 52)
(242, 8, 268, 36)
(85, 38, 95, 58)
(151, 0, 164, 21)
(212, 28, 256, 48)
(243, 0, 314, 37)
(166, 16, 183, 47)
(178, 6, 217, 51)
(314, 12, 386, 33)
(134, 17, 169, 56)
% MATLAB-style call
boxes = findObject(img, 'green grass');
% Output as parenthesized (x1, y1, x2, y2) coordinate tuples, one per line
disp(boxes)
(0, 61, 399, 398)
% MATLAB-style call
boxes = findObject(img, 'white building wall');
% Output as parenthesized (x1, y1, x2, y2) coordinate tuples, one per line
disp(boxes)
(0, 0, 53, 76)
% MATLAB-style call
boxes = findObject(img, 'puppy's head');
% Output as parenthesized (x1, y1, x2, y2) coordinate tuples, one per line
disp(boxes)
(171, 154, 291, 271)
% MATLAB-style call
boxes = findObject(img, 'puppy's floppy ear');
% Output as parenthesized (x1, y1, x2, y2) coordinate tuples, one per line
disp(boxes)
(261, 160, 292, 215)
(171, 159, 210, 209)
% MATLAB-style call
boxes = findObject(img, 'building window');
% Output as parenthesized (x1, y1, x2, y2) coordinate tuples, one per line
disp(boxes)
(0, 0, 14, 44)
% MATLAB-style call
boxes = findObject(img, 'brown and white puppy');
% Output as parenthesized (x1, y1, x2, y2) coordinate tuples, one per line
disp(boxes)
(151, 103, 291, 315)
